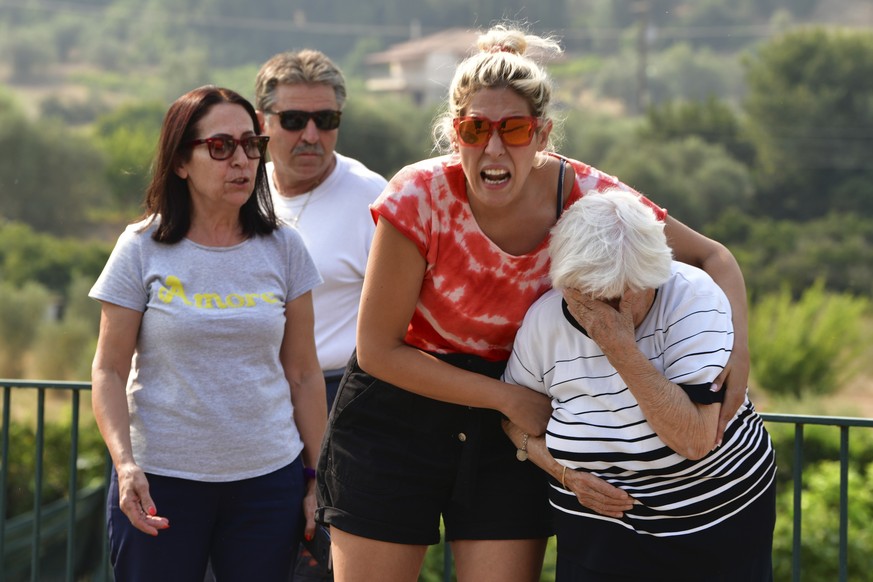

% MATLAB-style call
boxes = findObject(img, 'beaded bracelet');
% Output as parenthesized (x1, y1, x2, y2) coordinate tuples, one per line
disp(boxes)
(516, 433, 530, 461)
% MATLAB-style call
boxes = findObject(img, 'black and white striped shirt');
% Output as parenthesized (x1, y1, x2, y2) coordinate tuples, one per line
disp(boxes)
(504, 262, 776, 537)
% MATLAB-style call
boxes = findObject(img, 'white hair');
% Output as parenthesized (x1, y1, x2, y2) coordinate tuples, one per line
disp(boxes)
(549, 189, 673, 296)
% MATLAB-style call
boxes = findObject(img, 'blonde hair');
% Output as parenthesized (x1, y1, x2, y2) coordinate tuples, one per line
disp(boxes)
(433, 24, 563, 153)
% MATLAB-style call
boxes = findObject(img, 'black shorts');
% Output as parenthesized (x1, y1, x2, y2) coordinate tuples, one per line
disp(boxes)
(316, 351, 554, 545)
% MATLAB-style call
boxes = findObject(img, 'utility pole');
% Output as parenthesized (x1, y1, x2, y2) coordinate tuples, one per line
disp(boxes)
(633, 0, 651, 115)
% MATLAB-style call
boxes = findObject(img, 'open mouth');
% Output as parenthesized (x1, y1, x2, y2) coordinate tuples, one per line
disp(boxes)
(481, 168, 510, 185)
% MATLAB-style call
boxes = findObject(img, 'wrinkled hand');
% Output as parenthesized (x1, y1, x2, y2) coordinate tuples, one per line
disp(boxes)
(712, 343, 750, 446)
(562, 288, 637, 353)
(504, 386, 552, 437)
(563, 468, 635, 518)
(116, 462, 169, 536)
(302, 486, 318, 541)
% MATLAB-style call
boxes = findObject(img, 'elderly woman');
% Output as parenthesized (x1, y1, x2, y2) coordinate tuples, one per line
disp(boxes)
(503, 189, 776, 581)
(90, 85, 327, 581)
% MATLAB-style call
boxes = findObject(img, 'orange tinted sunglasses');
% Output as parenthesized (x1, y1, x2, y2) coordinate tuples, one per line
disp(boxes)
(453, 116, 539, 147)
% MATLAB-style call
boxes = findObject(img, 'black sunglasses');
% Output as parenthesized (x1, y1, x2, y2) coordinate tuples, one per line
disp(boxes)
(187, 135, 269, 161)
(266, 109, 342, 131)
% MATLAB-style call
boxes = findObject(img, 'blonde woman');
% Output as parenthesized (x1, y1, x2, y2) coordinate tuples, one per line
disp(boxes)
(316, 24, 751, 582)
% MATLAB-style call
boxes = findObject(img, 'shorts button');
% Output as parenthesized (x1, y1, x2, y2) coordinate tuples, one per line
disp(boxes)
(458, 432, 467, 442)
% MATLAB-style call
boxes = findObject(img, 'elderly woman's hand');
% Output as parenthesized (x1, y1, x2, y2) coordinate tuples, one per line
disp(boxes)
(562, 288, 638, 353)
(116, 461, 170, 536)
(501, 419, 636, 518)
(562, 468, 636, 519)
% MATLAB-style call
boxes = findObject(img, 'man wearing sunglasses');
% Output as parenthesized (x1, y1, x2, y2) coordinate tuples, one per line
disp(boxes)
(255, 49, 387, 582)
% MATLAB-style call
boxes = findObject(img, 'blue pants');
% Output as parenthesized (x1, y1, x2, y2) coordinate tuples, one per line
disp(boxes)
(108, 459, 304, 582)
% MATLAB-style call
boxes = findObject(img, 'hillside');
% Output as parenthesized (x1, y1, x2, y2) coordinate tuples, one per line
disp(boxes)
(2, 0, 872, 120)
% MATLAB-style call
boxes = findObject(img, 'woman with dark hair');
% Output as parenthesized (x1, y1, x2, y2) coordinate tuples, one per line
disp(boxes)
(90, 85, 326, 581)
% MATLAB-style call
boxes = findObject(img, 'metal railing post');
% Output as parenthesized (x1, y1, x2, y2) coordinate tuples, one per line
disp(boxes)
(0, 387, 10, 582)
(31, 389, 46, 582)
(839, 427, 849, 582)
(793, 422, 804, 582)
(65, 391, 81, 582)
(443, 537, 453, 582)
(102, 453, 113, 582)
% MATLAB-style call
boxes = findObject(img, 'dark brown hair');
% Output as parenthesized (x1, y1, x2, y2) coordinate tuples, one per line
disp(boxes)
(142, 85, 277, 243)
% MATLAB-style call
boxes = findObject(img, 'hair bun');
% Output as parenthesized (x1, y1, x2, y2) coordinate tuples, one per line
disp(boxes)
(475, 25, 562, 61)
(477, 26, 527, 56)
(488, 44, 515, 54)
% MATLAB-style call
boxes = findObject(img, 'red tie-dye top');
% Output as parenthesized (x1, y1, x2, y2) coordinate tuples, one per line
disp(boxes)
(371, 153, 667, 362)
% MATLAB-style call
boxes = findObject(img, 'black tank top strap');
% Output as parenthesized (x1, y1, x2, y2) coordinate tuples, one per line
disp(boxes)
(556, 157, 568, 220)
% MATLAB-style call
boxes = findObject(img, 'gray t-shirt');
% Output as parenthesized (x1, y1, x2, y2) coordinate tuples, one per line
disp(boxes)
(90, 219, 322, 481)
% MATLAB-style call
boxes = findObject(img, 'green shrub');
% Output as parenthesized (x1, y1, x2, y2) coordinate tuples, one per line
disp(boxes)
(750, 281, 870, 399)
(32, 316, 96, 382)
(92, 100, 164, 215)
(2, 416, 105, 520)
(0, 222, 111, 298)
(0, 281, 53, 378)
(773, 461, 873, 581)
(419, 541, 448, 582)
(767, 423, 873, 490)
(706, 212, 873, 299)
(0, 271, 102, 380)
(30, 274, 100, 381)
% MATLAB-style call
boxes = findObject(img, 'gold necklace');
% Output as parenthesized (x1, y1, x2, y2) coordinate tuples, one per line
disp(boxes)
(272, 167, 322, 228)
(289, 191, 314, 227)
(273, 157, 336, 227)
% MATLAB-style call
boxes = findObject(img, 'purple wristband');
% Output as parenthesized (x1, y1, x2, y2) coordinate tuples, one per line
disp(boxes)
(303, 467, 317, 481)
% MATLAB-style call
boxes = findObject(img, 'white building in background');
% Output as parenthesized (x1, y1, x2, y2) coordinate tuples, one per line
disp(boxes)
(364, 28, 478, 107)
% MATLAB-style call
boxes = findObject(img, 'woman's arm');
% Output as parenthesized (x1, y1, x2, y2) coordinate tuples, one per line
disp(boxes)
(501, 420, 634, 518)
(281, 291, 327, 540)
(664, 216, 749, 445)
(356, 219, 552, 436)
(564, 290, 720, 460)
(91, 302, 169, 536)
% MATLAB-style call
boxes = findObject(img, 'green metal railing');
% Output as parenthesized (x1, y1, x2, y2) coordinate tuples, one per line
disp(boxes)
(0, 380, 110, 582)
(1, 380, 872, 582)
(441, 413, 873, 582)
(758, 412, 873, 582)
